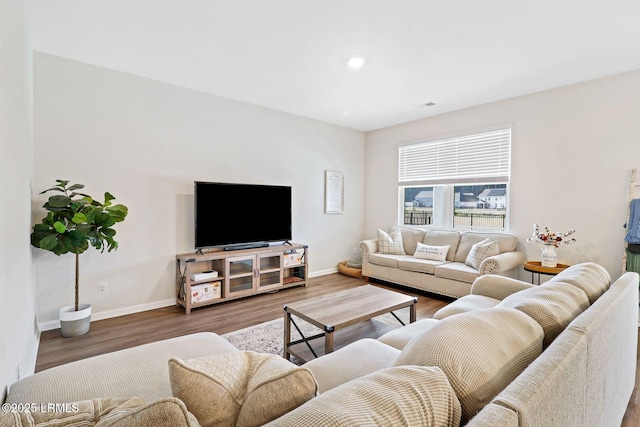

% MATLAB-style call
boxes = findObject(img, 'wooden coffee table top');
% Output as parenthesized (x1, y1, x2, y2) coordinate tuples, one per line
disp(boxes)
(283, 284, 416, 332)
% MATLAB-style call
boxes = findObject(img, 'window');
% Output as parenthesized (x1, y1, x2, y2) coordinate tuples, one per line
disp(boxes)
(399, 128, 511, 231)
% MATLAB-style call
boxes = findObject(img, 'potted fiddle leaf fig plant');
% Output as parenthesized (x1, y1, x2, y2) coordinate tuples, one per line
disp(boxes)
(30, 180, 128, 337)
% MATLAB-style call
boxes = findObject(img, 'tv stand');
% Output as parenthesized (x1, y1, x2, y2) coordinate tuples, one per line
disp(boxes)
(223, 242, 269, 251)
(176, 243, 308, 314)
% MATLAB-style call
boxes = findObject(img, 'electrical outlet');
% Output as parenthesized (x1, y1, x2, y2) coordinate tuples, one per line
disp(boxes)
(97, 282, 109, 295)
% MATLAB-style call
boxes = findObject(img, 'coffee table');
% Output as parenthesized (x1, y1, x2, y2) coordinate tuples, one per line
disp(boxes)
(283, 284, 417, 362)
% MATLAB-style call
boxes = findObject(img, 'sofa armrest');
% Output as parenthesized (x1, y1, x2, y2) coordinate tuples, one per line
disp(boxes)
(478, 251, 525, 275)
(471, 274, 535, 300)
(360, 239, 378, 256)
(360, 240, 378, 277)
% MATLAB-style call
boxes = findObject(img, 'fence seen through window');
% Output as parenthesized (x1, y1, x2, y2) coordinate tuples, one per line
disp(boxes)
(403, 184, 507, 231)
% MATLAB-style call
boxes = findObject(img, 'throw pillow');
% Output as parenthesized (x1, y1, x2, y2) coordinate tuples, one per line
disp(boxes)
(169, 351, 317, 427)
(394, 307, 544, 424)
(377, 229, 406, 255)
(0, 398, 131, 427)
(95, 397, 201, 427)
(465, 238, 499, 270)
(413, 242, 450, 261)
(263, 366, 461, 427)
(0, 398, 201, 427)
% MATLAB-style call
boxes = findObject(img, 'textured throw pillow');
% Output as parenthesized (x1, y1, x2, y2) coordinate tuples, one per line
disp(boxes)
(413, 242, 450, 261)
(0, 397, 201, 427)
(498, 281, 590, 347)
(0, 398, 131, 427)
(394, 307, 544, 423)
(465, 238, 499, 269)
(95, 397, 201, 427)
(263, 366, 461, 427)
(377, 229, 406, 254)
(169, 351, 317, 427)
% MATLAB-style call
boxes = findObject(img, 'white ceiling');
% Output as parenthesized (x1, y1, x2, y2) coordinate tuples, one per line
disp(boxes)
(29, 0, 640, 132)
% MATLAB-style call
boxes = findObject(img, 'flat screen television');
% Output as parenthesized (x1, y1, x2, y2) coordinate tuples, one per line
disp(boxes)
(194, 181, 292, 250)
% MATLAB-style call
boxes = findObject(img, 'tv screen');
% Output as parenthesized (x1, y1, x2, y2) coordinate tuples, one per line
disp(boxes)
(194, 181, 292, 250)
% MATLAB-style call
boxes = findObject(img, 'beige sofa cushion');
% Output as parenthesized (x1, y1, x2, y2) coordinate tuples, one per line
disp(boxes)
(392, 226, 427, 255)
(424, 229, 461, 261)
(497, 282, 589, 347)
(394, 308, 544, 423)
(4, 332, 238, 405)
(377, 318, 440, 350)
(432, 294, 501, 320)
(434, 262, 480, 283)
(368, 252, 404, 268)
(0, 398, 201, 427)
(397, 257, 443, 274)
(264, 366, 461, 427)
(455, 232, 518, 262)
(303, 338, 400, 393)
(550, 262, 610, 304)
(169, 351, 317, 427)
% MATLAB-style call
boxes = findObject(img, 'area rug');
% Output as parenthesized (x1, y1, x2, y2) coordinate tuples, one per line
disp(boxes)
(221, 308, 411, 357)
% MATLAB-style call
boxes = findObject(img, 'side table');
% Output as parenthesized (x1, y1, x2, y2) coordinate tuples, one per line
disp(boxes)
(523, 261, 570, 285)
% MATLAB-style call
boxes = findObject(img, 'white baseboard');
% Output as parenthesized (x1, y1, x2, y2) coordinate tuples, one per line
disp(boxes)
(309, 268, 338, 278)
(38, 298, 176, 332)
(38, 270, 341, 332)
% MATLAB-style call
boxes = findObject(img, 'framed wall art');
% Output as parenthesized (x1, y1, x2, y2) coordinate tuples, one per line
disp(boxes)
(324, 170, 344, 214)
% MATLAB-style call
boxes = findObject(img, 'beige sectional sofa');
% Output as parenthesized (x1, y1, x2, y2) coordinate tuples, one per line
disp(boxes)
(3, 263, 638, 426)
(361, 226, 525, 298)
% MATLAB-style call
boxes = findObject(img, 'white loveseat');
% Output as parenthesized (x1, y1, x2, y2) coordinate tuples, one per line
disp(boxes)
(361, 226, 525, 298)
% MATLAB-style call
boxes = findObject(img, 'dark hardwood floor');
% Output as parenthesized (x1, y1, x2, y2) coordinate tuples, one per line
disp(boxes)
(36, 273, 639, 426)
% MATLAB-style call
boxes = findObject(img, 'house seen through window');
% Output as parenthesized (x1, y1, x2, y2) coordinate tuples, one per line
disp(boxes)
(399, 128, 511, 231)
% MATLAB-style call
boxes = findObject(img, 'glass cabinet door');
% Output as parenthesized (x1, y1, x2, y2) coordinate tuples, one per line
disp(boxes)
(226, 256, 256, 296)
(258, 253, 283, 290)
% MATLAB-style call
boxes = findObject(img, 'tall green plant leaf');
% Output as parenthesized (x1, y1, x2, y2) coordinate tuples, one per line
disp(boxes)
(30, 181, 129, 310)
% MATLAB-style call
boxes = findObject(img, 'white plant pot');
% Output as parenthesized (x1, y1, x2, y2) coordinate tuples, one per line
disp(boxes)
(59, 304, 92, 337)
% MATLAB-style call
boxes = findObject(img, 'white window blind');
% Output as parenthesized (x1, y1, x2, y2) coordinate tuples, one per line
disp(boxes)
(399, 128, 511, 185)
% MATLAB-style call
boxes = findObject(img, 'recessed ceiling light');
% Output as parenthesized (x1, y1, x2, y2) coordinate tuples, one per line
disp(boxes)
(347, 56, 366, 69)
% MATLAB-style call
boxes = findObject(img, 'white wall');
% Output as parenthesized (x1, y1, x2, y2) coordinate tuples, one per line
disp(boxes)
(33, 53, 365, 328)
(365, 70, 640, 281)
(0, 0, 39, 398)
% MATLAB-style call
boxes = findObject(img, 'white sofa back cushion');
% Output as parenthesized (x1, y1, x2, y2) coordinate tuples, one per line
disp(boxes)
(455, 232, 518, 263)
(394, 307, 544, 424)
(497, 281, 590, 348)
(423, 229, 461, 261)
(390, 226, 426, 255)
(550, 262, 611, 304)
(264, 366, 462, 427)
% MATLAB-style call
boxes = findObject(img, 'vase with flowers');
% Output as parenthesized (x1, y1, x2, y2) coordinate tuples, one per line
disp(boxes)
(526, 223, 576, 268)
